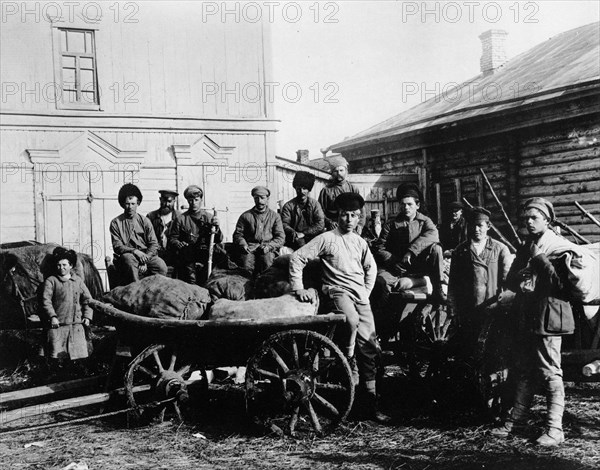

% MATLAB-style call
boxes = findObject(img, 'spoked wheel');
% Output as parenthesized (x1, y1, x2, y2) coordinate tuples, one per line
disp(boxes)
(245, 330, 354, 436)
(406, 303, 455, 380)
(125, 343, 194, 423)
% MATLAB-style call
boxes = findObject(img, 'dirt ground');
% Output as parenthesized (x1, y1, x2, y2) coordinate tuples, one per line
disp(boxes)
(1, 361, 599, 470)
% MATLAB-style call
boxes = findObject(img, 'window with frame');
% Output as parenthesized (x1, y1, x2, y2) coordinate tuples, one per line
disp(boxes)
(57, 28, 99, 109)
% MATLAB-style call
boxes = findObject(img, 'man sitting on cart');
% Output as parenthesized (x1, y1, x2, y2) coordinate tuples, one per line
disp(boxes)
(109, 183, 168, 284)
(290, 192, 390, 424)
(447, 207, 512, 353)
(233, 186, 285, 278)
(168, 185, 225, 285)
(370, 184, 446, 338)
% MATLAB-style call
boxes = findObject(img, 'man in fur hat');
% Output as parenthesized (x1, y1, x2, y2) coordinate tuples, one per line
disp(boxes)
(371, 183, 446, 336)
(109, 183, 168, 284)
(318, 155, 365, 233)
(146, 189, 182, 266)
(290, 192, 390, 423)
(281, 171, 325, 251)
(233, 186, 285, 278)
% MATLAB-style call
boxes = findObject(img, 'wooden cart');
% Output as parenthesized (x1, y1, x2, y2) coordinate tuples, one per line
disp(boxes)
(88, 299, 354, 436)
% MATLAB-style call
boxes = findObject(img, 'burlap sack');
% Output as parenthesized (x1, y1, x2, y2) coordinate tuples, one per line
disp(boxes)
(208, 289, 318, 321)
(204, 267, 253, 302)
(253, 255, 322, 299)
(102, 275, 210, 320)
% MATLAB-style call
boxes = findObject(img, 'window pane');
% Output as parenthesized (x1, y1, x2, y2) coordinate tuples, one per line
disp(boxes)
(62, 90, 78, 104)
(85, 32, 94, 53)
(80, 57, 94, 69)
(62, 56, 75, 68)
(61, 30, 67, 51)
(67, 31, 85, 53)
(62, 68, 76, 87)
(81, 90, 97, 104)
(80, 69, 95, 89)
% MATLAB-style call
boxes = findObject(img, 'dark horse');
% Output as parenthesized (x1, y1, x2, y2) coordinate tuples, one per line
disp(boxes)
(0, 242, 104, 329)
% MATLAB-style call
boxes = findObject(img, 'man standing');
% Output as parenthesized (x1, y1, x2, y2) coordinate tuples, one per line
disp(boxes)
(168, 185, 223, 285)
(372, 183, 446, 310)
(233, 186, 285, 278)
(109, 183, 167, 284)
(290, 193, 389, 423)
(280, 171, 325, 251)
(146, 189, 182, 267)
(447, 207, 512, 349)
(439, 201, 468, 257)
(318, 155, 365, 233)
(492, 198, 575, 446)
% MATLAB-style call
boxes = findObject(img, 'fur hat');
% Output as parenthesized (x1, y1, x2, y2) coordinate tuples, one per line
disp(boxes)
(118, 183, 143, 208)
(292, 171, 316, 190)
(327, 155, 349, 172)
(396, 183, 423, 203)
(334, 192, 365, 211)
(52, 246, 78, 267)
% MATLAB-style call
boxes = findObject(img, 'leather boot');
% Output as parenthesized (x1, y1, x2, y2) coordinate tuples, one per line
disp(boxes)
(364, 380, 391, 424)
(491, 378, 534, 437)
(346, 356, 359, 386)
(536, 378, 565, 446)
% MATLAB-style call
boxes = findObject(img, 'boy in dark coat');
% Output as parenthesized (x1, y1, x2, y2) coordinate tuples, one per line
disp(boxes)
(492, 198, 575, 446)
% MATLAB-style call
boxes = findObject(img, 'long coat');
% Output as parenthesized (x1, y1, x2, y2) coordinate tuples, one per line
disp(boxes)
(41, 275, 92, 359)
(448, 237, 512, 317)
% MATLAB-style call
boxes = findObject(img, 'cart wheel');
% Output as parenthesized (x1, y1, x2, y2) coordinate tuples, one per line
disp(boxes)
(406, 303, 455, 380)
(245, 329, 354, 436)
(125, 343, 195, 423)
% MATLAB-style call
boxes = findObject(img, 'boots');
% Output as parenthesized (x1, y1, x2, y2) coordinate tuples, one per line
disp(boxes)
(346, 356, 359, 386)
(363, 380, 391, 424)
(491, 378, 534, 437)
(536, 377, 565, 446)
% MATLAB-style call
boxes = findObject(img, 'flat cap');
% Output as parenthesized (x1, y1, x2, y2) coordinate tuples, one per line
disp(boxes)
(524, 197, 554, 221)
(183, 185, 203, 199)
(448, 201, 464, 211)
(251, 186, 270, 197)
(159, 189, 179, 198)
(334, 192, 365, 211)
(118, 183, 143, 207)
(467, 206, 491, 223)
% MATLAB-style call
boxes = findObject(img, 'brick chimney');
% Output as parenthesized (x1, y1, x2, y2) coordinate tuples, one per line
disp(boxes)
(479, 29, 508, 76)
(296, 149, 309, 164)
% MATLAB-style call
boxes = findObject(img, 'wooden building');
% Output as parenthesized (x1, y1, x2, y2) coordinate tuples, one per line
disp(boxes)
(0, 4, 279, 283)
(328, 23, 600, 243)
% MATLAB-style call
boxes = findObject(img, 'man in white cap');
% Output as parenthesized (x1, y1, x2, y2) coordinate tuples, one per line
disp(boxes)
(169, 185, 224, 285)
(492, 197, 574, 446)
(318, 155, 365, 233)
(290, 192, 390, 424)
(146, 189, 182, 267)
(233, 186, 285, 277)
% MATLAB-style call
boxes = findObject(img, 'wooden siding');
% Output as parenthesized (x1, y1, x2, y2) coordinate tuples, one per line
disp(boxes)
(0, 4, 273, 119)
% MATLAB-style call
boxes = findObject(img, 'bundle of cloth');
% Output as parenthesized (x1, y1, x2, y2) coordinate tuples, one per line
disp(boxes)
(204, 267, 253, 302)
(208, 289, 319, 320)
(102, 274, 211, 320)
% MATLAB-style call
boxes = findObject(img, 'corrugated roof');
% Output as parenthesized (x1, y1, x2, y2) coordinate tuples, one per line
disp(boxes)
(331, 22, 600, 151)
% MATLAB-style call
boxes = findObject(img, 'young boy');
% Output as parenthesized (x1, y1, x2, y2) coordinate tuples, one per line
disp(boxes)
(290, 192, 389, 423)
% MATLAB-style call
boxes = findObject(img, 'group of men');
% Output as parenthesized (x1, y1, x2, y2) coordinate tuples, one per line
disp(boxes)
(108, 158, 578, 445)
